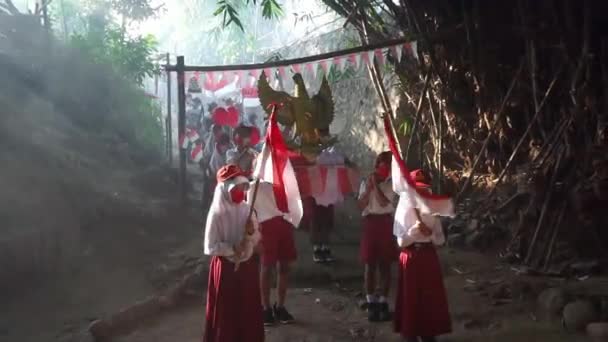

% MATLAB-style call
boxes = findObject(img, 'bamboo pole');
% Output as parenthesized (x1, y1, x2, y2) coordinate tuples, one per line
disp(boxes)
(166, 53, 173, 166)
(455, 58, 525, 202)
(176, 56, 187, 206)
(524, 148, 564, 265)
(480, 62, 564, 205)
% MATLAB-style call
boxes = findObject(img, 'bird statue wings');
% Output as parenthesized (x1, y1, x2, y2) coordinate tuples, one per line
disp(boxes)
(257, 71, 335, 159)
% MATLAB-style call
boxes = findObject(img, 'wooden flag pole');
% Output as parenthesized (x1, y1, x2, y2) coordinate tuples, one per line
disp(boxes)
(234, 103, 279, 271)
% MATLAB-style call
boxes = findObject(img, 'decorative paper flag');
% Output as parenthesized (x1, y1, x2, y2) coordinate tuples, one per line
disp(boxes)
(306, 62, 319, 79)
(365, 50, 375, 66)
(222, 70, 233, 83)
(292, 64, 302, 74)
(264, 68, 274, 82)
(335, 56, 348, 72)
(186, 129, 200, 143)
(382, 115, 454, 218)
(250, 69, 261, 80)
(319, 60, 330, 75)
(278, 66, 287, 79)
(237, 70, 246, 87)
(186, 128, 200, 143)
(410, 41, 419, 60)
(253, 104, 303, 227)
(374, 48, 386, 67)
(393, 43, 404, 62)
(191, 143, 204, 162)
(206, 71, 215, 85)
(179, 133, 190, 149)
(348, 53, 361, 70)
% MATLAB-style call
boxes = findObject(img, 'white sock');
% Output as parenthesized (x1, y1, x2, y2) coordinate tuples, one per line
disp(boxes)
(313, 245, 321, 251)
(366, 294, 376, 303)
(378, 296, 387, 303)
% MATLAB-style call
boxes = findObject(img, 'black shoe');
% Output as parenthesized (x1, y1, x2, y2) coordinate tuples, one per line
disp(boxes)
(322, 248, 335, 263)
(378, 302, 391, 322)
(263, 307, 276, 326)
(313, 249, 323, 263)
(367, 302, 380, 322)
(273, 304, 295, 324)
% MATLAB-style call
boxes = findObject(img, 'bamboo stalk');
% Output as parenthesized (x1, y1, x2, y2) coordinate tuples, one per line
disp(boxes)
(480, 62, 564, 206)
(455, 58, 525, 202)
(524, 147, 564, 265)
(405, 71, 431, 161)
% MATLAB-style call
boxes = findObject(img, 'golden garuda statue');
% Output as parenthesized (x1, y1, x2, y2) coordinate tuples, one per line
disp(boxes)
(258, 72, 336, 157)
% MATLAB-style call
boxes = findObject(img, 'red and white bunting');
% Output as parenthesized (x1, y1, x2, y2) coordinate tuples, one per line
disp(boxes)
(374, 48, 386, 67)
(306, 61, 318, 79)
(335, 56, 348, 72)
(278, 66, 287, 79)
(191, 143, 204, 162)
(181, 40, 418, 89)
(410, 41, 419, 60)
(319, 60, 330, 75)
(348, 54, 360, 69)
(206, 71, 215, 85)
(236, 70, 246, 87)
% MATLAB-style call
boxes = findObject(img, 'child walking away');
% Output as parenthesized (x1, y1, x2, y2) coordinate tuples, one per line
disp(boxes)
(253, 182, 298, 326)
(357, 151, 398, 322)
(312, 145, 348, 263)
(250, 103, 304, 327)
(393, 170, 453, 342)
(203, 164, 264, 342)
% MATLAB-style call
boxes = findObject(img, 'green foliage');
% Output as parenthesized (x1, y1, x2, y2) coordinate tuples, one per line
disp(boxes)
(214, 0, 283, 31)
(70, 27, 159, 85)
(47, 0, 164, 154)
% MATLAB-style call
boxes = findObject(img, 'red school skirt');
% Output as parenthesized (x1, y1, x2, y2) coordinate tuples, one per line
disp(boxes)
(359, 214, 398, 264)
(204, 256, 264, 342)
(393, 243, 451, 338)
(259, 216, 297, 266)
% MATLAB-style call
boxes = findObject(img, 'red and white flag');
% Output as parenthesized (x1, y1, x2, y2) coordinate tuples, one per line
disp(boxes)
(253, 104, 303, 227)
(191, 143, 204, 162)
(382, 115, 454, 220)
(179, 134, 189, 149)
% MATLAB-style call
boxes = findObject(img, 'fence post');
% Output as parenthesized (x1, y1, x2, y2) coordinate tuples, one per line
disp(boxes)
(176, 56, 187, 205)
(165, 53, 173, 166)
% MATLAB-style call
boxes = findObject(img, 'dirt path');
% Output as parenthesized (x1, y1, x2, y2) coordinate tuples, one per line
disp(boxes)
(112, 247, 588, 342)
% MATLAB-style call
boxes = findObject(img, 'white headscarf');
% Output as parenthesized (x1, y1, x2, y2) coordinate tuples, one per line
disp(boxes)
(203, 176, 260, 262)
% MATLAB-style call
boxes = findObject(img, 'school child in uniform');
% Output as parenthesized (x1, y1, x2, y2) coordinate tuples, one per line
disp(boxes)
(393, 169, 451, 342)
(357, 151, 398, 322)
(203, 164, 264, 342)
(251, 181, 297, 326)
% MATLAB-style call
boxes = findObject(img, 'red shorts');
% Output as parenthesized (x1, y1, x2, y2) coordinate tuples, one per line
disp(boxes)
(259, 216, 297, 266)
(360, 214, 398, 264)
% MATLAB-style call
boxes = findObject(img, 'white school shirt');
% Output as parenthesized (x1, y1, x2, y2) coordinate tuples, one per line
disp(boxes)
(248, 181, 284, 224)
(203, 179, 261, 263)
(396, 206, 446, 247)
(314, 146, 346, 207)
(357, 178, 396, 216)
